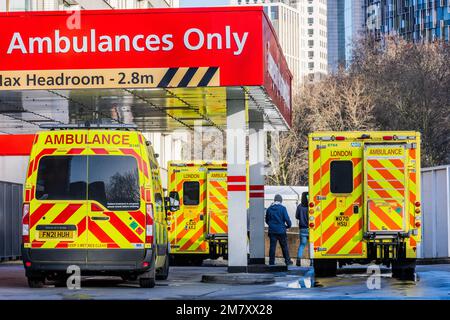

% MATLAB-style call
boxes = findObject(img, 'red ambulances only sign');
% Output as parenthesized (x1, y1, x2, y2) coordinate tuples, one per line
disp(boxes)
(0, 7, 292, 126)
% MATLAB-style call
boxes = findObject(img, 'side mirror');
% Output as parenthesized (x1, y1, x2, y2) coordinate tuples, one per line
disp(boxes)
(154, 153, 159, 159)
(167, 191, 180, 212)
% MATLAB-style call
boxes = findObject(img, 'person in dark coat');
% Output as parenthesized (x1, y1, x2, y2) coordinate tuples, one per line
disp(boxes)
(265, 194, 293, 266)
(296, 192, 309, 266)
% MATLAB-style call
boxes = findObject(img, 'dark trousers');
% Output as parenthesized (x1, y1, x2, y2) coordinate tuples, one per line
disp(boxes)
(268, 233, 290, 265)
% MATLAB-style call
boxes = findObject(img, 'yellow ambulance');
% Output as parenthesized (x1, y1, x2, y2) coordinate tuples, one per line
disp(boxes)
(166, 161, 230, 266)
(21, 124, 169, 288)
(308, 131, 421, 280)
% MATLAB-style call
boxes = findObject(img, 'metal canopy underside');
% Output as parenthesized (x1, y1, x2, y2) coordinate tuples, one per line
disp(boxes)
(0, 87, 287, 134)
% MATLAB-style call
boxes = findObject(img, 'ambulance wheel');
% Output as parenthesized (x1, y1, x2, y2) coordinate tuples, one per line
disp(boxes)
(27, 276, 45, 288)
(139, 264, 156, 288)
(156, 253, 170, 280)
(392, 259, 416, 281)
(139, 277, 155, 288)
(313, 259, 337, 277)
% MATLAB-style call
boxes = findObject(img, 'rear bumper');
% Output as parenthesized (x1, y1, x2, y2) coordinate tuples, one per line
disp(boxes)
(22, 246, 154, 276)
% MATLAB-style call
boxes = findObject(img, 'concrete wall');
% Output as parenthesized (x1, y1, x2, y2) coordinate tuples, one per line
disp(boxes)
(420, 165, 450, 259)
(0, 156, 29, 185)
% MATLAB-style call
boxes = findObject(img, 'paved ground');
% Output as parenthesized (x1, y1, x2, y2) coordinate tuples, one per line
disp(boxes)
(0, 261, 449, 300)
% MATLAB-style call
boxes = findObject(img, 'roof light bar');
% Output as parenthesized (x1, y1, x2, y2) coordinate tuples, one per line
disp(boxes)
(39, 123, 138, 130)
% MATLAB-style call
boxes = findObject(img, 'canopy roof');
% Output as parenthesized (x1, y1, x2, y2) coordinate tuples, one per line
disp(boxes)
(0, 7, 292, 134)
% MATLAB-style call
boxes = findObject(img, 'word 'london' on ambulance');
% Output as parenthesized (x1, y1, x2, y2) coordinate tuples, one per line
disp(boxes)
(6, 27, 249, 56)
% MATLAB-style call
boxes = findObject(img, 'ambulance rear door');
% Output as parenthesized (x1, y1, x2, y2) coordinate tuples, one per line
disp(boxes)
(365, 144, 407, 234)
(206, 169, 228, 238)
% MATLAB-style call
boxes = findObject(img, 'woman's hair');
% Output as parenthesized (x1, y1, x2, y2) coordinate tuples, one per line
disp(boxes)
(301, 192, 309, 207)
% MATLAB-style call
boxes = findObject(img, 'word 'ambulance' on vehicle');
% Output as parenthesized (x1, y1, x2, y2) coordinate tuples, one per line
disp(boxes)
(22, 124, 169, 288)
(308, 131, 421, 280)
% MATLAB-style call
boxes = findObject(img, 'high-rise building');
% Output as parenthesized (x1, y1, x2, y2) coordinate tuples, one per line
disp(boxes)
(365, 0, 450, 42)
(230, 0, 327, 85)
(0, 0, 177, 11)
(327, 0, 365, 72)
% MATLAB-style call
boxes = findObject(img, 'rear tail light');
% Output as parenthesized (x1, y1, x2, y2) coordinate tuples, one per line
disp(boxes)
(415, 201, 421, 207)
(415, 221, 421, 227)
(383, 136, 394, 141)
(22, 203, 30, 243)
(335, 136, 345, 141)
(145, 203, 154, 244)
(25, 261, 32, 267)
(309, 202, 315, 208)
(309, 222, 315, 228)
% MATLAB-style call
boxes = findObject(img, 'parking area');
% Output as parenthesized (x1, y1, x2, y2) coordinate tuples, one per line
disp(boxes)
(0, 262, 449, 300)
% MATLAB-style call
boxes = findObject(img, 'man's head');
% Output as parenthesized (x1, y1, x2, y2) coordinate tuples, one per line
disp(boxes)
(274, 194, 283, 203)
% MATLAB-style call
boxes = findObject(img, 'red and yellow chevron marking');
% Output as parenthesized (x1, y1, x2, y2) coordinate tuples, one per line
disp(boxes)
(30, 202, 88, 249)
(168, 172, 208, 253)
(26, 130, 150, 250)
(366, 157, 406, 232)
(310, 143, 365, 256)
(407, 148, 420, 250)
(207, 178, 228, 235)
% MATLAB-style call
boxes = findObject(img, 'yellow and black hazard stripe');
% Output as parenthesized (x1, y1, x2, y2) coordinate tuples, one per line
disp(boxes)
(157, 67, 219, 88)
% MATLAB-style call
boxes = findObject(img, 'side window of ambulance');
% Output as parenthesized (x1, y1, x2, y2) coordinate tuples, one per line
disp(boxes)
(88, 156, 140, 210)
(330, 160, 353, 194)
(36, 156, 87, 200)
(183, 181, 200, 206)
(154, 193, 163, 206)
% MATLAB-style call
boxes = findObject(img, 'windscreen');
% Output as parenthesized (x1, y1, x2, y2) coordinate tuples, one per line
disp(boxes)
(36, 155, 140, 210)
(36, 156, 87, 200)
(88, 156, 140, 210)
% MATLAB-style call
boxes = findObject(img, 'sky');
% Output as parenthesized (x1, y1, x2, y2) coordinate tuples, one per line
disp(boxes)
(180, 0, 231, 7)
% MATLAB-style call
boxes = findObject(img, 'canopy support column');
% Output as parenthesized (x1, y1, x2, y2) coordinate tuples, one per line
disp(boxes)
(226, 88, 248, 273)
(248, 112, 266, 264)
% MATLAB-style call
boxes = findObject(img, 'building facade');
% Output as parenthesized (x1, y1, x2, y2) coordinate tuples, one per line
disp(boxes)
(231, 0, 328, 86)
(327, 0, 365, 72)
(365, 0, 450, 42)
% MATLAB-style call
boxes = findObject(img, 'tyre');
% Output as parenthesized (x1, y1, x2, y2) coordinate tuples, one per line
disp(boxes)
(139, 277, 155, 288)
(139, 262, 156, 288)
(392, 259, 416, 281)
(313, 259, 337, 277)
(27, 276, 45, 288)
(156, 253, 170, 280)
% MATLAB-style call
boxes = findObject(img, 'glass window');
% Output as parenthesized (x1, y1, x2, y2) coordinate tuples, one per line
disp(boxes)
(88, 156, 140, 210)
(183, 181, 200, 206)
(330, 161, 353, 194)
(36, 156, 87, 200)
(154, 193, 163, 206)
